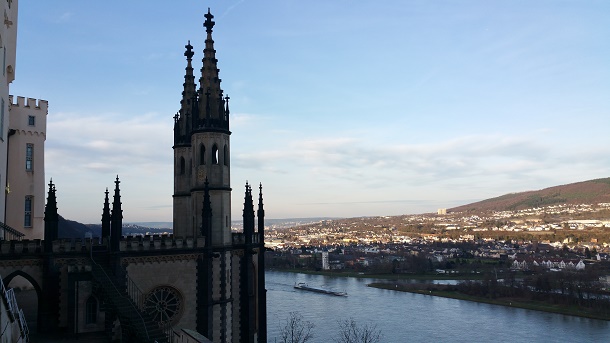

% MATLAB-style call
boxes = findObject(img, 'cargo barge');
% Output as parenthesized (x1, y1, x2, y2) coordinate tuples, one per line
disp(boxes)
(294, 282, 347, 296)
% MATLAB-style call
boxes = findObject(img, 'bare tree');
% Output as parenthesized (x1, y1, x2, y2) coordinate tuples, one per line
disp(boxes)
(334, 318, 382, 343)
(277, 311, 315, 343)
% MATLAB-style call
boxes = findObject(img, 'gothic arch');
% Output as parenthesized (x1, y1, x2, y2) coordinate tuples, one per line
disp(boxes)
(179, 157, 186, 175)
(2, 270, 42, 296)
(212, 144, 219, 165)
(85, 295, 99, 324)
(3, 270, 43, 333)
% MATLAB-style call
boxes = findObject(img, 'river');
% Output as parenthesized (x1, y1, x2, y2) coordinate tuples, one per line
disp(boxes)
(266, 271, 610, 342)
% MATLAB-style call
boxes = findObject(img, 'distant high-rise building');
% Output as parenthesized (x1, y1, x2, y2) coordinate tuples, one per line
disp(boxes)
(322, 251, 330, 270)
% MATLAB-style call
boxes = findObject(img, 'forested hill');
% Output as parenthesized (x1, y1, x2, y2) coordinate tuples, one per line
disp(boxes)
(57, 216, 170, 239)
(449, 177, 610, 213)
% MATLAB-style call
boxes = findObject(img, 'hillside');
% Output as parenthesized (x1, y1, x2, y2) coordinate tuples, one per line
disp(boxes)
(58, 215, 100, 238)
(58, 216, 170, 239)
(449, 177, 610, 213)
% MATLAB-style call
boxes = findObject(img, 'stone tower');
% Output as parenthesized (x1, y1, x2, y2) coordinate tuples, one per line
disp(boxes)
(173, 9, 232, 246)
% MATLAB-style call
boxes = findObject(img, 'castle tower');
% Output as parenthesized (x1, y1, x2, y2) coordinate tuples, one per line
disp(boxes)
(174, 8, 231, 246)
(6, 96, 48, 239)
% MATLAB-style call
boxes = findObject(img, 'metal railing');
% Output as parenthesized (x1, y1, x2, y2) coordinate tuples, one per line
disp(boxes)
(18, 308, 29, 340)
(126, 276, 145, 309)
(1, 276, 29, 342)
(89, 250, 151, 342)
(127, 275, 174, 341)
(0, 221, 25, 241)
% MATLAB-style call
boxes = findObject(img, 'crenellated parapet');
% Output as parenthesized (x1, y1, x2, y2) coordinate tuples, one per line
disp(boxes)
(119, 234, 205, 252)
(8, 95, 48, 139)
(231, 233, 260, 245)
(0, 239, 43, 255)
(0, 235, 212, 255)
(52, 238, 103, 253)
(9, 95, 49, 113)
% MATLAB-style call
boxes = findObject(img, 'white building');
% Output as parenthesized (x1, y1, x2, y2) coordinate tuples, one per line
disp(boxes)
(321, 250, 329, 270)
(0, 0, 18, 229)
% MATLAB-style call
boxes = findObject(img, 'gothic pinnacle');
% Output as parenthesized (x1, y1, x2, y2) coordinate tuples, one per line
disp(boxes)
(204, 8, 215, 33)
(185, 40, 194, 60)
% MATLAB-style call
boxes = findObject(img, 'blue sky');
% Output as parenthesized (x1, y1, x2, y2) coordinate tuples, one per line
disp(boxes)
(10, 1, 610, 223)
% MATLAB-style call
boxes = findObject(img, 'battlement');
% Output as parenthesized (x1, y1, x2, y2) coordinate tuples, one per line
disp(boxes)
(52, 238, 103, 253)
(231, 233, 260, 245)
(0, 235, 207, 255)
(119, 234, 206, 252)
(0, 239, 43, 255)
(8, 95, 49, 113)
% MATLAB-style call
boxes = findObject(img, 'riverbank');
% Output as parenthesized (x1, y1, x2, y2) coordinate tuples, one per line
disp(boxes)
(368, 282, 610, 321)
(268, 268, 486, 280)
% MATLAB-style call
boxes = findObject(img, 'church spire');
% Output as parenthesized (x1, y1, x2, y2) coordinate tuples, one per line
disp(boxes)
(257, 182, 267, 342)
(101, 187, 111, 242)
(182, 40, 196, 111)
(110, 176, 123, 251)
(199, 8, 224, 124)
(44, 179, 59, 251)
(243, 182, 255, 242)
(176, 41, 197, 146)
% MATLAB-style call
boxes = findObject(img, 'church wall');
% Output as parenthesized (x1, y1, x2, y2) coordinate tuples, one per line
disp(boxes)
(190, 133, 230, 187)
(0, 259, 43, 290)
(231, 252, 241, 342)
(173, 196, 193, 238)
(58, 263, 68, 327)
(74, 280, 106, 333)
(199, 191, 232, 245)
(125, 256, 198, 330)
(222, 251, 233, 342)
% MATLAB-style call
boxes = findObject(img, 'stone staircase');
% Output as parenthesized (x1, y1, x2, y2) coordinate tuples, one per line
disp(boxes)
(90, 257, 169, 343)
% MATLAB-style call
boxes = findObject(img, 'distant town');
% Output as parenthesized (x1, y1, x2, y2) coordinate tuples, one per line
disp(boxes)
(255, 202, 610, 275)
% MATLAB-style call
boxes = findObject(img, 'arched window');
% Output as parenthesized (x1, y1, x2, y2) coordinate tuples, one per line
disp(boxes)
(180, 157, 185, 175)
(199, 144, 205, 165)
(85, 296, 98, 324)
(223, 144, 229, 166)
(212, 144, 219, 165)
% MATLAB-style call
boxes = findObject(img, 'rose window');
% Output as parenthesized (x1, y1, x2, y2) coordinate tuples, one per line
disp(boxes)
(143, 286, 183, 326)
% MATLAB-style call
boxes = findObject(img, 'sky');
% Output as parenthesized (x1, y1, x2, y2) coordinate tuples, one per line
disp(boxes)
(9, 0, 610, 224)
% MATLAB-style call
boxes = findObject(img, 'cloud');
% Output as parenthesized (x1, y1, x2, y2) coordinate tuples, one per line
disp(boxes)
(44, 111, 175, 223)
(220, 0, 246, 19)
(233, 133, 559, 186)
(55, 12, 73, 23)
(45, 111, 173, 185)
(230, 112, 262, 128)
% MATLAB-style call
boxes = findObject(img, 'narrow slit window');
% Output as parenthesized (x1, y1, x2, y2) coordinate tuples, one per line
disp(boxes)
(26, 144, 33, 171)
(223, 144, 228, 166)
(199, 144, 206, 165)
(24, 196, 32, 227)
